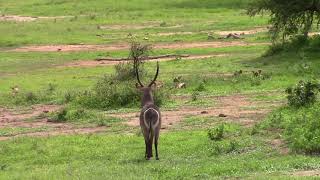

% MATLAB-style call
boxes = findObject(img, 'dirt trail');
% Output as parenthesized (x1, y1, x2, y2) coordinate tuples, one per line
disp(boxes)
(0, 15, 77, 22)
(0, 93, 283, 140)
(100, 23, 183, 30)
(291, 170, 320, 177)
(215, 27, 268, 36)
(5, 41, 270, 53)
(111, 94, 283, 130)
(59, 54, 227, 68)
(0, 105, 60, 125)
(0, 105, 106, 141)
(158, 27, 268, 36)
(0, 127, 106, 141)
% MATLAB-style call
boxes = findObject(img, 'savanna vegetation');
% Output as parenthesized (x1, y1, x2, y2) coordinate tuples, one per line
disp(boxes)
(0, 0, 320, 179)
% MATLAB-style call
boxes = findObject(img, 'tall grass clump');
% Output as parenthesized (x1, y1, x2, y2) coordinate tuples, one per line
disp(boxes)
(260, 80, 320, 154)
(76, 42, 166, 110)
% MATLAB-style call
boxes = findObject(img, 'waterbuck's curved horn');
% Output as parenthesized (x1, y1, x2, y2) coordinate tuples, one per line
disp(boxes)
(148, 62, 159, 87)
(135, 60, 144, 87)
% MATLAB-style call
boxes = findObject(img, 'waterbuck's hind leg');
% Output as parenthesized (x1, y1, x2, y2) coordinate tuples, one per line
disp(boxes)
(154, 129, 160, 160)
(142, 128, 151, 160)
(147, 131, 154, 159)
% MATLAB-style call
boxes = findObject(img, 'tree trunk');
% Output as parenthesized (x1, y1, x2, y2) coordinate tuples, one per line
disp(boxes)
(304, 10, 315, 38)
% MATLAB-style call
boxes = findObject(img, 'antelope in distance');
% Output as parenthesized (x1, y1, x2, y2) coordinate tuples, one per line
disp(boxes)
(134, 61, 161, 160)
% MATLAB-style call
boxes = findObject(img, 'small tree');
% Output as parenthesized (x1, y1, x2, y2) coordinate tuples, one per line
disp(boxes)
(248, 0, 320, 42)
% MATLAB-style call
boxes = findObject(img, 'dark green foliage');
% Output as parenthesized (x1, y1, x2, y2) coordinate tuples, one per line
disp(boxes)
(248, 0, 320, 41)
(285, 111, 320, 154)
(46, 83, 57, 93)
(195, 82, 206, 92)
(264, 35, 320, 56)
(95, 75, 140, 108)
(49, 108, 68, 123)
(48, 107, 121, 125)
(208, 124, 225, 141)
(263, 103, 320, 154)
(191, 91, 200, 101)
(25, 92, 38, 103)
(78, 74, 166, 110)
(286, 80, 320, 107)
(114, 62, 137, 81)
(209, 140, 240, 155)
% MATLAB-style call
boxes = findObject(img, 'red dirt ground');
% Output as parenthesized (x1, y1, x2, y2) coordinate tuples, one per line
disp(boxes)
(59, 54, 227, 68)
(0, 105, 106, 141)
(110, 94, 283, 130)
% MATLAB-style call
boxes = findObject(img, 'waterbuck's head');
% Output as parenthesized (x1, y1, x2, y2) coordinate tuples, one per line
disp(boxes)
(134, 61, 159, 106)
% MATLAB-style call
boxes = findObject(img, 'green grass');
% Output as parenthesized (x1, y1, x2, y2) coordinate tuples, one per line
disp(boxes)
(1, 127, 320, 179)
(0, 126, 50, 136)
(0, 0, 268, 47)
(1, 46, 319, 106)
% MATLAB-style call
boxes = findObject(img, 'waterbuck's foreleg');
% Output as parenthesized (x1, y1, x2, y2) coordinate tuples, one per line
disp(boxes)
(144, 140, 148, 158)
(154, 129, 160, 160)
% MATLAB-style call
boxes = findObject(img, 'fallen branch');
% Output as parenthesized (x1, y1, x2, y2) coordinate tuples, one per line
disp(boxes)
(95, 54, 190, 61)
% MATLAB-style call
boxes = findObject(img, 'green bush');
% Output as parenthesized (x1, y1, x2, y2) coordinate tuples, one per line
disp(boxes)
(49, 107, 121, 126)
(114, 62, 140, 81)
(49, 108, 68, 123)
(264, 35, 320, 56)
(286, 80, 319, 107)
(286, 112, 320, 154)
(262, 103, 320, 154)
(208, 124, 225, 141)
(94, 75, 140, 108)
(76, 74, 167, 110)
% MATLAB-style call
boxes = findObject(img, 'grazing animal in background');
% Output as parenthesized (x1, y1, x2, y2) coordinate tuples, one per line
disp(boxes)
(134, 61, 161, 160)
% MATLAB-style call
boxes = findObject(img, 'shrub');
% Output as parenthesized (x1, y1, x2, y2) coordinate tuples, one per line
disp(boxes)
(263, 35, 319, 56)
(286, 80, 320, 107)
(114, 62, 138, 81)
(49, 107, 121, 126)
(46, 83, 57, 93)
(262, 103, 320, 154)
(195, 82, 206, 92)
(286, 111, 320, 154)
(49, 108, 68, 123)
(191, 91, 199, 101)
(25, 92, 38, 103)
(93, 75, 140, 109)
(208, 124, 225, 141)
(209, 140, 241, 155)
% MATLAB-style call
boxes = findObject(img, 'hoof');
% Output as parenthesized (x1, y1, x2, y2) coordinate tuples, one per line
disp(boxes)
(146, 157, 151, 160)
(156, 157, 160, 160)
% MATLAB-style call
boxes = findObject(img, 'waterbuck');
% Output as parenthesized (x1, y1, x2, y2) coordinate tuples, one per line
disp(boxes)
(134, 61, 161, 160)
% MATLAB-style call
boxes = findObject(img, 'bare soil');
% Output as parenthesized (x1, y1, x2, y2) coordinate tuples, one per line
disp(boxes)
(158, 27, 268, 36)
(0, 15, 37, 22)
(0, 105, 106, 141)
(59, 54, 227, 68)
(270, 139, 289, 155)
(215, 27, 268, 36)
(0, 93, 283, 140)
(0, 15, 74, 22)
(99, 22, 183, 30)
(291, 170, 320, 177)
(5, 41, 270, 52)
(111, 94, 283, 130)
